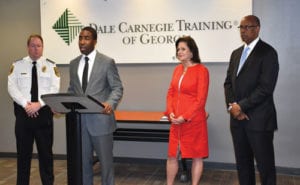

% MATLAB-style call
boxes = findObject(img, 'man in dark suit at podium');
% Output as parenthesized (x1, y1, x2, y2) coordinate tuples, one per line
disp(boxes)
(224, 15, 279, 185)
(67, 26, 123, 185)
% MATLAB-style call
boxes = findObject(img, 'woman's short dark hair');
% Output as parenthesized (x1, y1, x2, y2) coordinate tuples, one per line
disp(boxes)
(175, 36, 201, 63)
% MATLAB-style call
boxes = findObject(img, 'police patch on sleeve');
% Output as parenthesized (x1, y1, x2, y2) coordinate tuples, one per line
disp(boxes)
(9, 65, 14, 75)
(42, 66, 47, 72)
(54, 67, 60, 77)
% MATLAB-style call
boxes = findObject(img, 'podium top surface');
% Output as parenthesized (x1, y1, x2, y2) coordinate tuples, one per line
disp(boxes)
(41, 93, 104, 113)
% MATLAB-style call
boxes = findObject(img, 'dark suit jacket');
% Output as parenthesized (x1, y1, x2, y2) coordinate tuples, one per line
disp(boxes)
(224, 39, 279, 131)
(68, 51, 123, 136)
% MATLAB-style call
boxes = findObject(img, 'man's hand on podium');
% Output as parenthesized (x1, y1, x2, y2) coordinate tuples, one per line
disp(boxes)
(102, 102, 112, 114)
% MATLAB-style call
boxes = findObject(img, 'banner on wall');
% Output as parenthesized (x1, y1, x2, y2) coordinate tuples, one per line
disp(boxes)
(40, 0, 252, 64)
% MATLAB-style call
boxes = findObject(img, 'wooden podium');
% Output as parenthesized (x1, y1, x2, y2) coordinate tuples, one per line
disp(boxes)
(41, 93, 104, 185)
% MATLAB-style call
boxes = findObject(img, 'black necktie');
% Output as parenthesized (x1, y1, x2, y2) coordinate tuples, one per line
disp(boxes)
(31, 61, 38, 102)
(82, 57, 89, 92)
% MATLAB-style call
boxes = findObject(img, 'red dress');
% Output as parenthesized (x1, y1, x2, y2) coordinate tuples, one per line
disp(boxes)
(166, 64, 209, 158)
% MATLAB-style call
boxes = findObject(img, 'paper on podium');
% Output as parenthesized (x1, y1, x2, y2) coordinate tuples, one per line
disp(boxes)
(41, 93, 104, 113)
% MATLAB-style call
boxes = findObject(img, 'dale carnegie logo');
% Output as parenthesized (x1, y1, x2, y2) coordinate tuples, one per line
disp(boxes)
(52, 9, 84, 45)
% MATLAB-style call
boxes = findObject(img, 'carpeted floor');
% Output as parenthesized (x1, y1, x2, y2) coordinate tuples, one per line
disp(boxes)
(0, 158, 299, 185)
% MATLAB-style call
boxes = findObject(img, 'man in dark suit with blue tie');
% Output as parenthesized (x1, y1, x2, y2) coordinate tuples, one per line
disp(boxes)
(68, 26, 123, 185)
(224, 15, 279, 185)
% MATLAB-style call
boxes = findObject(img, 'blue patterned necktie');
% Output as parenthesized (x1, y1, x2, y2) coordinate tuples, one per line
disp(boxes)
(237, 46, 250, 75)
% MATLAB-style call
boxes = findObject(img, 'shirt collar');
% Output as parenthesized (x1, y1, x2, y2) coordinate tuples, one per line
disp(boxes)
(244, 37, 259, 51)
(24, 56, 45, 64)
(82, 50, 96, 62)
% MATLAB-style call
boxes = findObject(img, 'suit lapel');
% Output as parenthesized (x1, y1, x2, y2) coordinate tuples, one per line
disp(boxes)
(72, 59, 84, 93)
(234, 47, 244, 77)
(236, 40, 262, 77)
(85, 52, 103, 92)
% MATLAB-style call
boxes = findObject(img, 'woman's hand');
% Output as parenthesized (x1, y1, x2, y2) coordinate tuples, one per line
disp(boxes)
(170, 113, 186, 124)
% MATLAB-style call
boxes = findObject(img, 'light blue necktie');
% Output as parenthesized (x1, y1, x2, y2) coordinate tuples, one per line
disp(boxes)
(237, 46, 250, 75)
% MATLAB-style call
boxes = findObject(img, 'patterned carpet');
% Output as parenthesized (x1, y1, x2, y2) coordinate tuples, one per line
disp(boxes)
(0, 158, 299, 185)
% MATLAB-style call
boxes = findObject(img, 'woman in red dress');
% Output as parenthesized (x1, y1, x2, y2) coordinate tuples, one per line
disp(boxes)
(165, 36, 209, 185)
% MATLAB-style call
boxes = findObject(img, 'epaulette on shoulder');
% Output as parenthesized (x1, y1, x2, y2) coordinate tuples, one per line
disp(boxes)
(46, 58, 55, 64)
(14, 58, 23, 63)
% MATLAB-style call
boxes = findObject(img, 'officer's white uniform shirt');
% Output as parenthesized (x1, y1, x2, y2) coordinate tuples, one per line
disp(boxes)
(8, 56, 60, 108)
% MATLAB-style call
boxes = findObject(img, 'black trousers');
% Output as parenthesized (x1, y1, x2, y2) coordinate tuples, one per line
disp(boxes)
(14, 103, 54, 185)
(230, 123, 276, 185)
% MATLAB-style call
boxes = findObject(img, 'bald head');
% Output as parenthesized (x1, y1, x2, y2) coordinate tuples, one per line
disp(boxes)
(243, 15, 260, 27)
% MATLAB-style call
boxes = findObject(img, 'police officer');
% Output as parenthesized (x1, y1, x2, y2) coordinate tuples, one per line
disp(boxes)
(8, 34, 60, 185)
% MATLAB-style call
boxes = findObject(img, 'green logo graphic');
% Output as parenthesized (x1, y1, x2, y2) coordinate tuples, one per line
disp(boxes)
(53, 9, 83, 45)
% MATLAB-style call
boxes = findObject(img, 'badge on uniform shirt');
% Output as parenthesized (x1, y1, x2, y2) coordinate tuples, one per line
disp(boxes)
(9, 65, 14, 75)
(54, 67, 60, 77)
(42, 66, 47, 72)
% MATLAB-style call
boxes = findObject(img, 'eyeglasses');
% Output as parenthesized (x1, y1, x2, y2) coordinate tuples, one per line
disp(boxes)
(238, 25, 258, 30)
